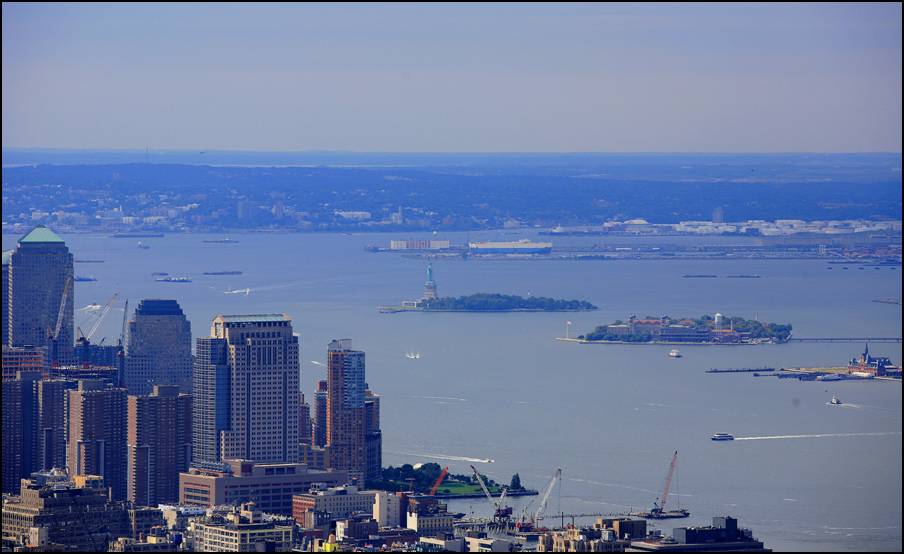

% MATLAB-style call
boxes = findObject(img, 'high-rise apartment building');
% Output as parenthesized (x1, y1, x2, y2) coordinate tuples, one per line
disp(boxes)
(67, 380, 128, 500)
(365, 388, 382, 482)
(192, 314, 300, 466)
(326, 339, 371, 484)
(312, 379, 328, 447)
(5, 225, 74, 365)
(1, 372, 72, 494)
(127, 385, 192, 506)
(125, 299, 193, 395)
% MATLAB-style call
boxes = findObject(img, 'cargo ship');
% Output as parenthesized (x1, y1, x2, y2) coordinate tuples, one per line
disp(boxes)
(156, 276, 191, 283)
(468, 239, 552, 254)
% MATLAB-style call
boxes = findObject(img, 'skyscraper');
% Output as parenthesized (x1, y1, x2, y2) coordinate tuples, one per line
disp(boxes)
(6, 225, 74, 365)
(125, 299, 193, 395)
(364, 387, 382, 482)
(192, 314, 300, 466)
(326, 339, 369, 484)
(67, 380, 128, 501)
(127, 385, 192, 506)
(1, 372, 72, 494)
(312, 379, 328, 448)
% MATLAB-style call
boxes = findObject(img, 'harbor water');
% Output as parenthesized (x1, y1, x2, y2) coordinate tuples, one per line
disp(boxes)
(4, 230, 901, 552)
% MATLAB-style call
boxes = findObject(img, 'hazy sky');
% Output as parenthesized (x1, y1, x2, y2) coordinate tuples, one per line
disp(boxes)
(3, 2, 901, 153)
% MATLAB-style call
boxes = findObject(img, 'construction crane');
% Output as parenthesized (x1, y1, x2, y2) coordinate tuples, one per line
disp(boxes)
(534, 468, 562, 524)
(428, 466, 449, 495)
(47, 277, 73, 367)
(53, 277, 72, 342)
(655, 451, 678, 513)
(471, 465, 494, 506)
(117, 299, 128, 388)
(75, 292, 120, 369)
(632, 450, 689, 519)
(85, 292, 119, 341)
(470, 465, 512, 521)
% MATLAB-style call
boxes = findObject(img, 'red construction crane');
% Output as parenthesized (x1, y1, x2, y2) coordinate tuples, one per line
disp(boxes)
(654, 451, 679, 513)
(428, 466, 449, 495)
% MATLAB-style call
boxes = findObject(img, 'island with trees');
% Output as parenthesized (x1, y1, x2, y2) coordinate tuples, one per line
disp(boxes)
(382, 293, 598, 312)
(367, 462, 535, 498)
(577, 314, 792, 344)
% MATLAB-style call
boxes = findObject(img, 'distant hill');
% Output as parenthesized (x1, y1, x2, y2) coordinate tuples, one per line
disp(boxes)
(2, 151, 900, 230)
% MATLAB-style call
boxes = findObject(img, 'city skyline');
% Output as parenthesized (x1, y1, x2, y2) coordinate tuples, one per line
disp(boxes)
(3, 3, 901, 153)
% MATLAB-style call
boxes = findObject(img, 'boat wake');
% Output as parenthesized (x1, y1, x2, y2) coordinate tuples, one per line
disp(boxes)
(736, 431, 901, 441)
(385, 450, 492, 463)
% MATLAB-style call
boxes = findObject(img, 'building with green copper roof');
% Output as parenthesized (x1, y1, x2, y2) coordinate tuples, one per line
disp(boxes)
(5, 225, 74, 364)
(17, 224, 66, 244)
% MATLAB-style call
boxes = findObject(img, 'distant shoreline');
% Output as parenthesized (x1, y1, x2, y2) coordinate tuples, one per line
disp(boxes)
(382, 307, 598, 313)
(556, 337, 771, 345)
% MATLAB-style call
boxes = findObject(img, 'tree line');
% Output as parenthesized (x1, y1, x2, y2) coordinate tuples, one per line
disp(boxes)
(423, 293, 597, 311)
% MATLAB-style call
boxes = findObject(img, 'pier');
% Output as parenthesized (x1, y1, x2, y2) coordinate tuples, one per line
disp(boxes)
(707, 367, 774, 373)
(787, 338, 901, 343)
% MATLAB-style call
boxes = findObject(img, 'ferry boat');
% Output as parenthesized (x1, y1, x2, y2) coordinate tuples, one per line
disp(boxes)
(669, 350, 681, 358)
(711, 433, 734, 441)
(816, 374, 843, 381)
(156, 276, 191, 283)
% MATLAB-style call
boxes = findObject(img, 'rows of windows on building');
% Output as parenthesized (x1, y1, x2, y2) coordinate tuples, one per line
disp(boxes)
(2, 226, 380, 514)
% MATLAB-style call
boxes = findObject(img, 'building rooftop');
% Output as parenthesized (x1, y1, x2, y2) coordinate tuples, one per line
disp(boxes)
(135, 298, 185, 316)
(18, 224, 65, 244)
(216, 314, 291, 323)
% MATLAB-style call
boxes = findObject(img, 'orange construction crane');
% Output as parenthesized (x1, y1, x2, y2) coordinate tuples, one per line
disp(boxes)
(429, 466, 449, 495)
(654, 451, 678, 514)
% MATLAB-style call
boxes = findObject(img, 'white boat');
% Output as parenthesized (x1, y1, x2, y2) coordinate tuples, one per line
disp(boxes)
(405, 351, 420, 359)
(711, 433, 734, 441)
(669, 350, 681, 358)
(816, 374, 843, 381)
(831, 396, 842, 405)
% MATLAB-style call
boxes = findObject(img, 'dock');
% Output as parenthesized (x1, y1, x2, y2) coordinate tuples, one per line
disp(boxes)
(706, 367, 774, 373)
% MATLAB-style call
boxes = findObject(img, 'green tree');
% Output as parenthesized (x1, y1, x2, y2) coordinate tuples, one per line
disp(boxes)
(510, 474, 522, 490)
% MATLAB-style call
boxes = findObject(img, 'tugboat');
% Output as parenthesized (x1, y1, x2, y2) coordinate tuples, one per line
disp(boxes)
(831, 396, 842, 405)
